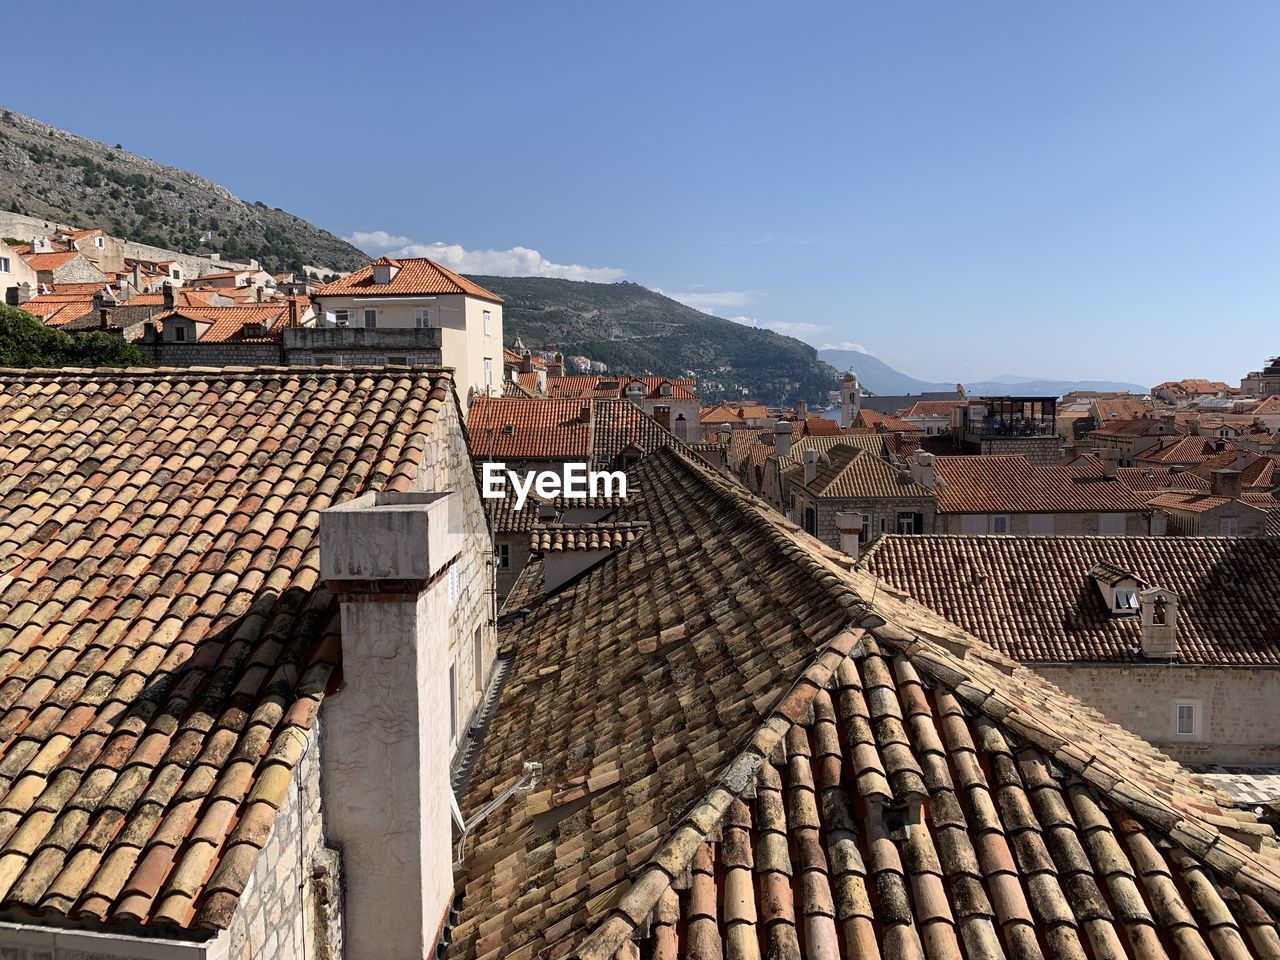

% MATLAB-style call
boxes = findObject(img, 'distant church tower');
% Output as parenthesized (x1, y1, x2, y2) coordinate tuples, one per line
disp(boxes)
(840, 371, 861, 427)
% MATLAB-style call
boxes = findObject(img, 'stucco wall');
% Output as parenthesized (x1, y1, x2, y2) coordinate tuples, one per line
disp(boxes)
(1035, 663, 1280, 766)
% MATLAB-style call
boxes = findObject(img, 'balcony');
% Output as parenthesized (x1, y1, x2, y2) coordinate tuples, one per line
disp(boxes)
(284, 326, 443, 352)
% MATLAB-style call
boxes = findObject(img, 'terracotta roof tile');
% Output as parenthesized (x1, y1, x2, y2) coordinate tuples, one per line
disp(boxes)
(314, 257, 502, 302)
(789, 444, 933, 498)
(0, 365, 453, 932)
(530, 522, 648, 553)
(446, 449, 1280, 958)
(860, 535, 1280, 664)
(935, 455, 1152, 514)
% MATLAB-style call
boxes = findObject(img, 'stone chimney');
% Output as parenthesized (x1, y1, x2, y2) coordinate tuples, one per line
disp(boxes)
(1188, 417, 1201, 436)
(547, 352, 565, 378)
(1138, 587, 1179, 660)
(1102, 450, 1119, 479)
(1209, 468, 1243, 499)
(162, 283, 176, 310)
(835, 511, 863, 560)
(320, 491, 464, 960)
(520, 351, 534, 374)
(579, 401, 592, 424)
(795, 399, 808, 419)
(910, 451, 936, 488)
(773, 420, 793, 460)
(803, 448, 826, 485)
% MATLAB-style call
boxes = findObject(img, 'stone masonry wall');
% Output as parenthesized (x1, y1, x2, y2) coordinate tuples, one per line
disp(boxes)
(414, 394, 498, 736)
(1035, 664, 1280, 766)
(793, 488, 935, 551)
(226, 721, 343, 960)
(140, 343, 285, 367)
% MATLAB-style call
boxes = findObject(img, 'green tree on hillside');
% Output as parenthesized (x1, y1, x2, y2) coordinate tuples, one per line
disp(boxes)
(0, 304, 149, 368)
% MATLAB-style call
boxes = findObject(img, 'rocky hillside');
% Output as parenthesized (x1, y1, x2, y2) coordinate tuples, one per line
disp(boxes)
(468, 276, 837, 404)
(0, 108, 367, 275)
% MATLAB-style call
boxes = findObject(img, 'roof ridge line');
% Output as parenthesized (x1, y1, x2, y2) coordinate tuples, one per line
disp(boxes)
(571, 625, 868, 960)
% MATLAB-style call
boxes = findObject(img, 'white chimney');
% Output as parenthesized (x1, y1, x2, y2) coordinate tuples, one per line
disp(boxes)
(773, 420, 793, 460)
(803, 448, 823, 485)
(910, 451, 936, 488)
(320, 490, 464, 959)
(835, 511, 863, 560)
(1138, 587, 1179, 660)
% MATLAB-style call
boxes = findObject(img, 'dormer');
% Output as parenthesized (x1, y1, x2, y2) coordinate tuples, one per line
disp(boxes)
(370, 257, 400, 285)
(658, 381, 673, 397)
(625, 379, 646, 398)
(531, 521, 648, 593)
(1088, 561, 1144, 616)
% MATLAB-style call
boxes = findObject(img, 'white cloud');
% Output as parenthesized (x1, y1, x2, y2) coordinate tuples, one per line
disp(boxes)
(819, 341, 871, 353)
(662, 289, 757, 312)
(731, 316, 828, 338)
(344, 231, 626, 282)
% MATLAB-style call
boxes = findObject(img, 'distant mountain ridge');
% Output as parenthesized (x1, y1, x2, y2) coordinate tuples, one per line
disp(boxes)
(467, 276, 836, 403)
(0, 108, 367, 274)
(818, 348, 1147, 398)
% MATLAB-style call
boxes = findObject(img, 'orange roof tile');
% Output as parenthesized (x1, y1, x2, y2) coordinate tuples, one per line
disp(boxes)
(935, 455, 1152, 514)
(314, 257, 502, 302)
(0, 366, 454, 931)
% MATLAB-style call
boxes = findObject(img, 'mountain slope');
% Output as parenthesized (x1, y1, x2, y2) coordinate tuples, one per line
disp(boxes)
(0, 108, 367, 274)
(469, 276, 835, 403)
(818, 349, 1147, 397)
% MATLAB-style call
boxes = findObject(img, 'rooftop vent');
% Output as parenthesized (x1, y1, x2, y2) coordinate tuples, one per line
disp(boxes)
(500, 424, 516, 436)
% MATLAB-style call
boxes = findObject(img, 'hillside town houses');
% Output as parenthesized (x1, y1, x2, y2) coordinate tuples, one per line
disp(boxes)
(0, 219, 1278, 957)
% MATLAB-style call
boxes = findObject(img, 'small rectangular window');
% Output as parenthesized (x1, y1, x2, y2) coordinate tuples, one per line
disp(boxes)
(363, 308, 378, 330)
(449, 662, 458, 740)
(174, 326, 186, 342)
(0, 257, 10, 273)
(1114, 588, 1139, 612)
(860, 513, 872, 544)
(474, 627, 485, 692)
(991, 515, 1010, 534)
(496, 543, 510, 569)
(415, 308, 432, 328)
(483, 309, 492, 336)
(803, 507, 817, 535)
(484, 357, 493, 388)
(1174, 702, 1199, 738)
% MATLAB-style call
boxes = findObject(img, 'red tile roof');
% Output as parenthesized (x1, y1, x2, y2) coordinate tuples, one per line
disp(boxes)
(935, 455, 1152, 514)
(1115, 466, 1210, 494)
(1138, 436, 1240, 465)
(0, 366, 454, 931)
(896, 399, 965, 418)
(150, 304, 291, 343)
(448, 449, 1280, 958)
(467, 398, 591, 460)
(861, 534, 1280, 665)
(853, 408, 924, 433)
(1093, 397, 1158, 420)
(314, 257, 502, 302)
(789, 443, 934, 499)
(21, 251, 87, 271)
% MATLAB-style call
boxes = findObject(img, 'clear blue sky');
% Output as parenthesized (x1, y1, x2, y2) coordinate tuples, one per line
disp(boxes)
(6, 2, 1278, 386)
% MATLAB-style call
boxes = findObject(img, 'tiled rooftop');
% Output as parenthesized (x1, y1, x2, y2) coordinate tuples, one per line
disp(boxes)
(447, 449, 1280, 958)
(530, 521, 648, 553)
(313, 257, 502, 302)
(0, 365, 452, 933)
(467, 397, 693, 466)
(1115, 466, 1210, 494)
(859, 534, 1280, 664)
(1138, 436, 1240, 465)
(788, 443, 934, 499)
(935, 455, 1152, 514)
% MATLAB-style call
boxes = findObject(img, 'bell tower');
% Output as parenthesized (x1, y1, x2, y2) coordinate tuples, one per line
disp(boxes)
(840, 371, 861, 427)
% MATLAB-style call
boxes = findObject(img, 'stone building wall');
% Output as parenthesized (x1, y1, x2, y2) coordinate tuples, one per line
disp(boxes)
(140, 342, 285, 367)
(793, 488, 936, 551)
(495, 532, 531, 606)
(1035, 663, 1280, 766)
(979, 436, 1060, 466)
(226, 722, 343, 960)
(1164, 502, 1270, 537)
(414, 394, 498, 735)
(41, 256, 108, 285)
(935, 509, 1152, 535)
